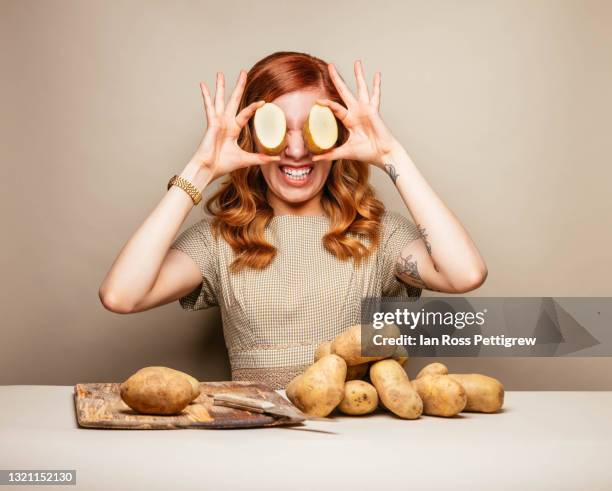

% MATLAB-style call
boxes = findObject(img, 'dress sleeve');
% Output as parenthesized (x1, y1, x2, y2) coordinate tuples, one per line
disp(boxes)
(378, 211, 423, 298)
(170, 218, 219, 311)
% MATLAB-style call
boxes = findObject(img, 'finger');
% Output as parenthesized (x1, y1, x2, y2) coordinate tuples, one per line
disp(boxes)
(371, 71, 381, 110)
(226, 69, 247, 116)
(354, 60, 370, 103)
(311, 145, 350, 162)
(316, 98, 349, 122)
(214, 72, 225, 113)
(200, 82, 215, 121)
(236, 100, 265, 128)
(328, 63, 357, 106)
(242, 151, 282, 167)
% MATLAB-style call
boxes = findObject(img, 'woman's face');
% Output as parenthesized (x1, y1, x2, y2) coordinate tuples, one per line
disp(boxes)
(257, 88, 333, 208)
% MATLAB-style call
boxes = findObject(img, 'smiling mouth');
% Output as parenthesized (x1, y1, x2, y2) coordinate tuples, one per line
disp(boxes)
(280, 165, 313, 181)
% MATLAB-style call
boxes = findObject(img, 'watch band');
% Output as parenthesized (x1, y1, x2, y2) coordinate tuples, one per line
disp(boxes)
(167, 175, 202, 205)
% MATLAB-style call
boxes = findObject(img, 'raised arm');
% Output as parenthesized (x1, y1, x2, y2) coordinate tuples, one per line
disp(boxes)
(99, 70, 281, 313)
(98, 165, 210, 314)
(380, 144, 487, 293)
(313, 59, 487, 293)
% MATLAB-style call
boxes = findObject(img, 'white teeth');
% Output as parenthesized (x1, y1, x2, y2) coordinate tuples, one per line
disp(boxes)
(282, 166, 312, 180)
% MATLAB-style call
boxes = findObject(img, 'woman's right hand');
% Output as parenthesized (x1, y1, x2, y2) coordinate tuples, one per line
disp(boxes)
(189, 70, 280, 180)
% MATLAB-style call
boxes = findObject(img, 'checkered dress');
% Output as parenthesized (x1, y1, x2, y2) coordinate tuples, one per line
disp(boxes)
(170, 211, 421, 389)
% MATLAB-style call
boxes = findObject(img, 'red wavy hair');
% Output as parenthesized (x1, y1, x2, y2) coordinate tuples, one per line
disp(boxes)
(205, 51, 385, 272)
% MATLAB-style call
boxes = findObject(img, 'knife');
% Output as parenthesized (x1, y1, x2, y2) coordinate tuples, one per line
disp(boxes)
(208, 393, 315, 423)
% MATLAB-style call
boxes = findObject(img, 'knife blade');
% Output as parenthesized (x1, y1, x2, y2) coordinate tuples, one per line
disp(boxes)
(208, 393, 313, 423)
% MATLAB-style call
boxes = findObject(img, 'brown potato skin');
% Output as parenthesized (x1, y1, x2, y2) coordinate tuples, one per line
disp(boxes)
(338, 380, 379, 415)
(314, 341, 332, 362)
(416, 362, 449, 379)
(302, 118, 325, 154)
(254, 130, 286, 155)
(184, 373, 201, 400)
(448, 374, 504, 413)
(316, 340, 367, 380)
(370, 359, 422, 420)
(285, 354, 347, 417)
(331, 325, 393, 366)
(411, 374, 467, 417)
(120, 366, 199, 415)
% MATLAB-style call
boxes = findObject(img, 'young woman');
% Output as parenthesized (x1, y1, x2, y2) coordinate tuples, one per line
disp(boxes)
(99, 51, 487, 388)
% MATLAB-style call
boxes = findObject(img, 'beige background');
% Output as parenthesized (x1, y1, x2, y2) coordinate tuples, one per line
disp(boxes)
(1, 0, 611, 389)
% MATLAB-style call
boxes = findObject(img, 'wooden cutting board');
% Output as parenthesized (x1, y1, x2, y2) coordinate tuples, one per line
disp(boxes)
(74, 381, 300, 429)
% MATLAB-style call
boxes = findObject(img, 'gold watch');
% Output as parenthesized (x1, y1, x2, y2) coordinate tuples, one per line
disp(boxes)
(167, 175, 202, 205)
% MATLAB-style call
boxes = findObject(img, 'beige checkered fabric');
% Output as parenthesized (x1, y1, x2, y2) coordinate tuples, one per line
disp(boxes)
(170, 211, 421, 389)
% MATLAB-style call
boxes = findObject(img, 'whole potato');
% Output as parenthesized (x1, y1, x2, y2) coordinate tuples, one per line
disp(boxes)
(316, 339, 368, 381)
(370, 359, 422, 420)
(338, 380, 379, 416)
(447, 374, 504, 413)
(285, 354, 347, 417)
(416, 362, 449, 379)
(331, 325, 397, 366)
(412, 374, 466, 417)
(184, 373, 201, 400)
(314, 341, 332, 362)
(120, 366, 199, 415)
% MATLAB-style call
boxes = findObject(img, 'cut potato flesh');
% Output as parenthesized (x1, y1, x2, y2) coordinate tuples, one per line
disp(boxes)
(253, 102, 287, 154)
(303, 104, 338, 154)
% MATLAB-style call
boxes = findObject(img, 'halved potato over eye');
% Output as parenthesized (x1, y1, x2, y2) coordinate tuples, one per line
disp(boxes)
(303, 104, 338, 154)
(253, 102, 287, 155)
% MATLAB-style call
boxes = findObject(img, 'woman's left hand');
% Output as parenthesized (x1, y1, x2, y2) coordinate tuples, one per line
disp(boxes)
(312, 60, 400, 168)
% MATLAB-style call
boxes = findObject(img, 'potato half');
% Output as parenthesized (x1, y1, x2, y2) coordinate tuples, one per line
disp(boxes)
(303, 104, 338, 154)
(253, 102, 287, 155)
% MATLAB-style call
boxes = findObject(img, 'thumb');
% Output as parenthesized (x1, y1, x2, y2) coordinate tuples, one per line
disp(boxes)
(312, 146, 346, 162)
(242, 151, 281, 167)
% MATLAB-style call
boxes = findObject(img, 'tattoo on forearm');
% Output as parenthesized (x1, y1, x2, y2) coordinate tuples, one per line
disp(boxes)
(384, 163, 399, 184)
(416, 223, 439, 272)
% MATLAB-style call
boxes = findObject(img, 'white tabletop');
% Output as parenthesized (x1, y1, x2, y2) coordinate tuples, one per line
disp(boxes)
(1, 386, 611, 490)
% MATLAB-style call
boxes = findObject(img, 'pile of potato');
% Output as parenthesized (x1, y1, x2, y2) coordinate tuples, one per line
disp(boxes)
(286, 325, 505, 419)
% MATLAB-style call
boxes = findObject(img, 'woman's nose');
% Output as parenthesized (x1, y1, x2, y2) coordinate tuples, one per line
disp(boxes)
(283, 129, 309, 160)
